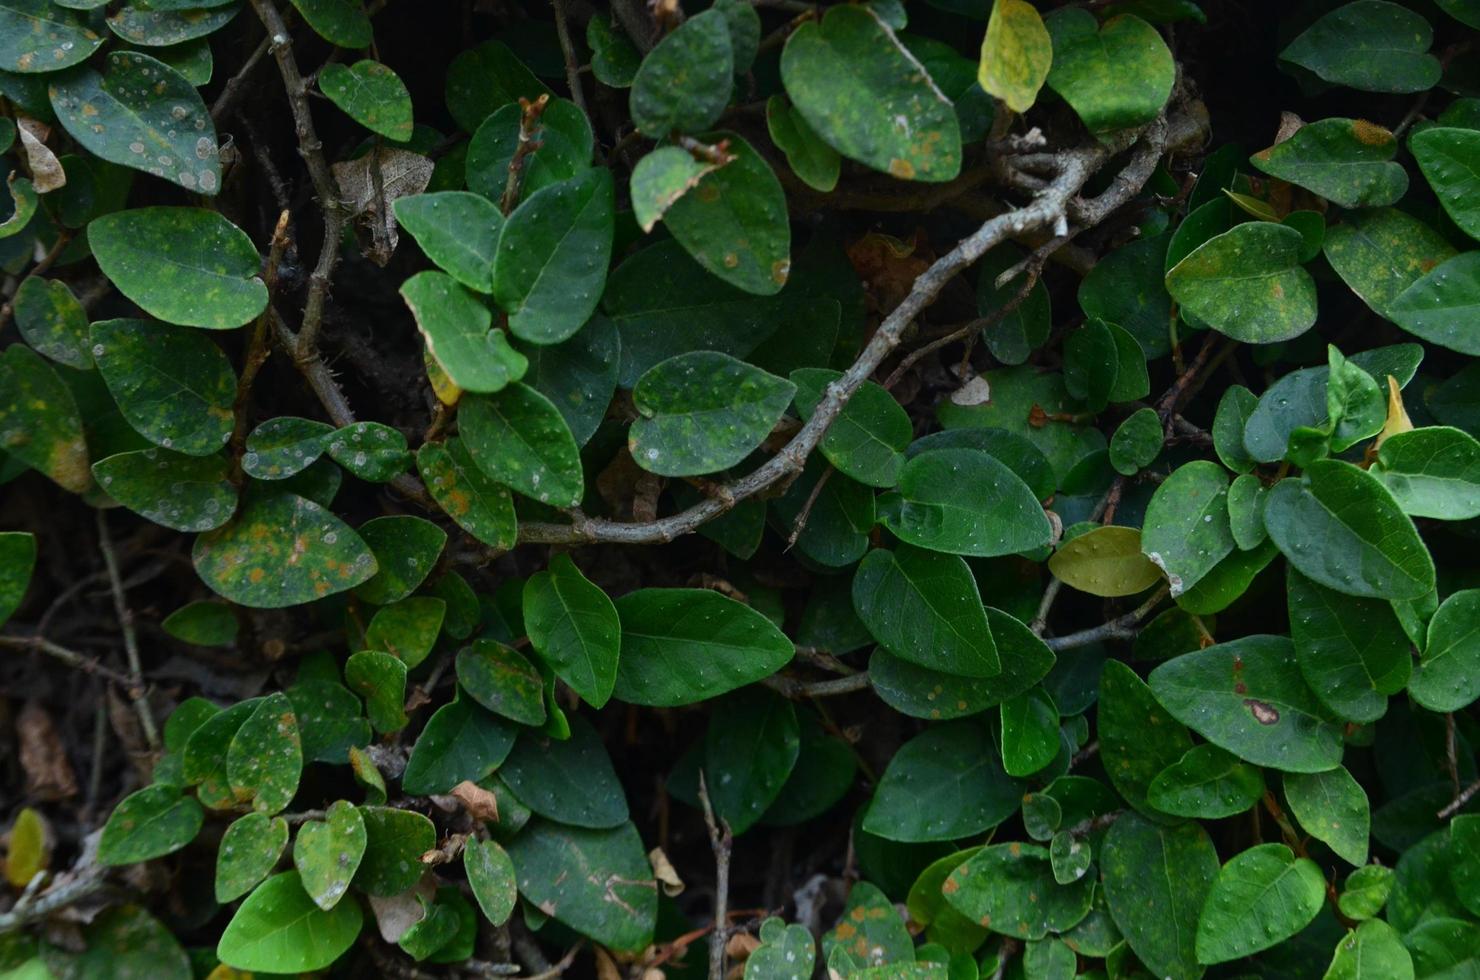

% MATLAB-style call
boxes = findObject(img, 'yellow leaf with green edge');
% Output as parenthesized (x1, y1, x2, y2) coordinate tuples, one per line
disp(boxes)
(1049, 526, 1162, 597)
(978, 0, 1052, 113)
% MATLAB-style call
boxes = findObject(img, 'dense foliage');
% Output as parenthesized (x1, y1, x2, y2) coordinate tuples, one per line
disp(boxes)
(2, 0, 1480, 977)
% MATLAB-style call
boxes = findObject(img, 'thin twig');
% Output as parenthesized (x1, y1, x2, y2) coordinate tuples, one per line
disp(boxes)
(763, 672, 872, 700)
(697, 773, 732, 980)
(0, 872, 114, 933)
(95, 512, 160, 751)
(551, 0, 588, 117)
(1043, 584, 1169, 651)
(784, 465, 833, 550)
(231, 210, 292, 464)
(0, 635, 137, 688)
(503, 95, 551, 214)
(0, 231, 74, 329)
(210, 33, 272, 121)
(1439, 779, 1480, 820)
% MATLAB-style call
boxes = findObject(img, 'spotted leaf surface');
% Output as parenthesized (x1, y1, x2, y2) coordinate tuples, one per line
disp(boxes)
(0, 343, 91, 493)
(505, 820, 656, 953)
(226, 692, 303, 814)
(215, 813, 289, 903)
(13, 277, 89, 368)
(1043, 10, 1173, 133)
(0, 0, 103, 74)
(461, 382, 584, 507)
(1251, 118, 1408, 209)
(91, 318, 235, 456)
(50, 52, 220, 193)
(242, 417, 334, 480)
(354, 514, 445, 605)
(319, 60, 412, 140)
(192, 492, 377, 608)
(1166, 222, 1318, 344)
(98, 784, 204, 865)
(292, 800, 366, 911)
(629, 9, 732, 137)
(93, 448, 236, 532)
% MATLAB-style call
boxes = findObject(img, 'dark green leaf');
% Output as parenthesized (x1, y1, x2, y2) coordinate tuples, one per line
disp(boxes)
(91, 318, 234, 456)
(455, 639, 546, 725)
(1285, 766, 1370, 865)
(461, 382, 583, 507)
(523, 553, 620, 708)
(354, 514, 445, 605)
(944, 841, 1094, 940)
(98, 784, 203, 865)
(1287, 568, 1410, 724)
(853, 545, 998, 677)
(1099, 659, 1194, 820)
(14, 277, 88, 368)
(353, 806, 435, 896)
(1409, 588, 1480, 712)
(1250, 118, 1408, 208)
(1148, 743, 1265, 818)
(1100, 813, 1219, 980)
(879, 448, 1052, 557)
(93, 449, 235, 532)
(1195, 843, 1325, 964)
(703, 688, 799, 834)
(1280, 0, 1439, 93)
(1410, 127, 1480, 240)
(630, 9, 732, 137)
(865, 721, 1019, 842)
(401, 696, 517, 796)
(505, 820, 656, 952)
(1141, 460, 1234, 597)
(319, 60, 412, 141)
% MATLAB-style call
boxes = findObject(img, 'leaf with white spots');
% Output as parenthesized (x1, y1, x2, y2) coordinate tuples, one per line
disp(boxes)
(50, 51, 221, 194)
(293, 800, 367, 911)
(0, 0, 104, 74)
(92, 448, 236, 532)
(226, 692, 303, 814)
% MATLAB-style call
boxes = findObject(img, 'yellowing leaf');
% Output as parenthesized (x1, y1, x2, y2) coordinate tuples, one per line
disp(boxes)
(1375, 375, 1413, 449)
(1048, 525, 1163, 597)
(978, 0, 1052, 113)
(5, 806, 49, 888)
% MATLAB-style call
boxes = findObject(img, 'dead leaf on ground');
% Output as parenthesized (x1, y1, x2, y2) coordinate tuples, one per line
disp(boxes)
(18, 700, 78, 800)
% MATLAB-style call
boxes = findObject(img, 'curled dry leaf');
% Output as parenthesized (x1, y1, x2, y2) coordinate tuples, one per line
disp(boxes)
(17, 119, 65, 194)
(18, 700, 78, 800)
(647, 846, 684, 896)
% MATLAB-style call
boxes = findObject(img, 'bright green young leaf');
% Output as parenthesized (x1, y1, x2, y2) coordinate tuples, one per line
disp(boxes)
(630, 9, 732, 137)
(354, 514, 445, 605)
(401, 696, 516, 795)
(226, 692, 302, 814)
(1165, 221, 1317, 344)
(217, 871, 363, 972)
(98, 784, 204, 865)
(1287, 569, 1410, 723)
(193, 493, 377, 608)
(91, 318, 235, 456)
(401, 270, 526, 395)
(611, 588, 794, 706)
(1264, 459, 1435, 601)
(630, 351, 794, 477)
(215, 813, 289, 903)
(1280, 0, 1440, 93)
(1101, 813, 1219, 980)
(1149, 634, 1345, 772)
(49, 52, 219, 194)
(14, 277, 89, 368)
(1250, 118, 1408, 208)
(1409, 588, 1480, 712)
(661, 132, 791, 296)
(1410, 127, 1480, 240)
(455, 638, 546, 724)
(781, 4, 962, 182)
(319, 60, 412, 141)
(1194, 843, 1326, 964)
(492, 169, 612, 345)
(93, 449, 235, 532)
(523, 553, 620, 708)
(416, 438, 517, 550)
(505, 820, 656, 952)
(853, 545, 998, 677)
(1285, 767, 1370, 865)
(1338, 864, 1394, 921)
(1148, 743, 1265, 819)
(879, 448, 1052, 557)
(292, 800, 366, 911)
(461, 382, 584, 507)
(89, 208, 266, 328)
(1043, 9, 1173, 133)
(977, 0, 1051, 112)
(792, 368, 911, 487)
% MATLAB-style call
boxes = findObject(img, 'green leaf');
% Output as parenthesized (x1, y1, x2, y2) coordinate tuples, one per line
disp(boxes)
(1409, 588, 1480, 712)
(771, 457, 874, 567)
(1287, 569, 1410, 723)
(88, 208, 266, 328)
(193, 493, 377, 608)
(944, 841, 1094, 940)
(242, 417, 333, 479)
(401, 271, 526, 396)
(217, 872, 363, 973)
(344, 650, 408, 734)
(395, 193, 503, 293)
(611, 588, 794, 706)
(14, 277, 89, 368)
(1450, 815, 1480, 918)
(703, 688, 800, 834)
(182, 698, 259, 809)
(781, 4, 962, 182)
(1149, 634, 1345, 772)
(354, 514, 445, 605)
(91, 318, 235, 456)
(1389, 253, 1480, 355)
(215, 813, 289, 903)
(879, 448, 1052, 558)
(760, 712, 856, 827)
(401, 696, 516, 796)
(293, 801, 366, 911)
(0, 0, 103, 73)
(0, 531, 35, 631)
(1280, 0, 1439, 93)
(161, 599, 235, 646)
(587, 16, 639, 87)
(93, 449, 235, 532)
(977, 245, 1052, 366)
(1049, 525, 1161, 598)
(286, 679, 369, 764)
(319, 60, 412, 141)
(630, 9, 732, 137)
(864, 721, 1019, 842)
(461, 382, 584, 507)
(353, 806, 435, 896)
(105, 4, 237, 45)
(1043, 9, 1174, 133)
(464, 836, 517, 926)
(466, 98, 593, 205)
(1251, 118, 1408, 208)
(415, 438, 518, 550)
(1213, 385, 1259, 473)
(1324, 208, 1456, 318)
(0, 175, 36, 239)
(630, 145, 719, 233)
(0, 344, 91, 493)
(765, 95, 840, 193)
(1195, 843, 1325, 964)
(1078, 235, 1172, 358)
(1321, 919, 1414, 980)
(455, 639, 546, 725)
(747, 918, 817, 980)
(505, 820, 656, 952)
(630, 351, 794, 477)
(1109, 408, 1163, 476)
(492, 168, 613, 345)
(977, 0, 1051, 112)
(661, 132, 790, 296)
(1141, 460, 1234, 597)
(98, 784, 203, 865)
(226, 692, 302, 815)
(50, 52, 219, 194)
(1165, 222, 1317, 344)
(853, 545, 998, 677)
(1264, 459, 1435, 601)
(1148, 743, 1266, 819)
(1410, 127, 1480, 241)
(500, 715, 628, 828)
(1285, 767, 1370, 866)
(364, 596, 445, 669)
(1100, 813, 1219, 980)
(445, 38, 551, 131)
(523, 553, 621, 708)
(823, 881, 914, 968)
(1338, 864, 1394, 920)
(1099, 659, 1193, 820)
(792, 368, 911, 487)
(290, 0, 370, 48)
(326, 421, 409, 483)
(1000, 687, 1060, 777)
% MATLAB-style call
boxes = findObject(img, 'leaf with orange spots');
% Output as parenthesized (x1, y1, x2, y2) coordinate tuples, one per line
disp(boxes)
(192, 492, 377, 609)
(943, 841, 1094, 940)
(781, 5, 962, 183)
(1251, 117, 1407, 209)
(226, 692, 302, 815)
(1323, 207, 1454, 317)
(1100, 813, 1218, 980)
(1043, 10, 1173, 134)
(0, 343, 91, 493)
(0, 0, 103, 74)
(416, 438, 517, 550)
(1166, 222, 1317, 344)
(629, 8, 732, 138)
(91, 318, 236, 456)
(456, 639, 547, 725)
(821, 880, 914, 967)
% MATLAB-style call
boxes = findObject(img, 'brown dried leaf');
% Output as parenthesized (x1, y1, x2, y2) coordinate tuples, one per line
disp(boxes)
(331, 147, 434, 265)
(17, 118, 65, 194)
(647, 846, 684, 897)
(450, 779, 500, 823)
(18, 700, 78, 800)
(367, 874, 436, 942)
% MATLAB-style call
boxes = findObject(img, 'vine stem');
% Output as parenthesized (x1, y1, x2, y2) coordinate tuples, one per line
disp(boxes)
(697, 773, 733, 980)
(96, 510, 159, 751)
